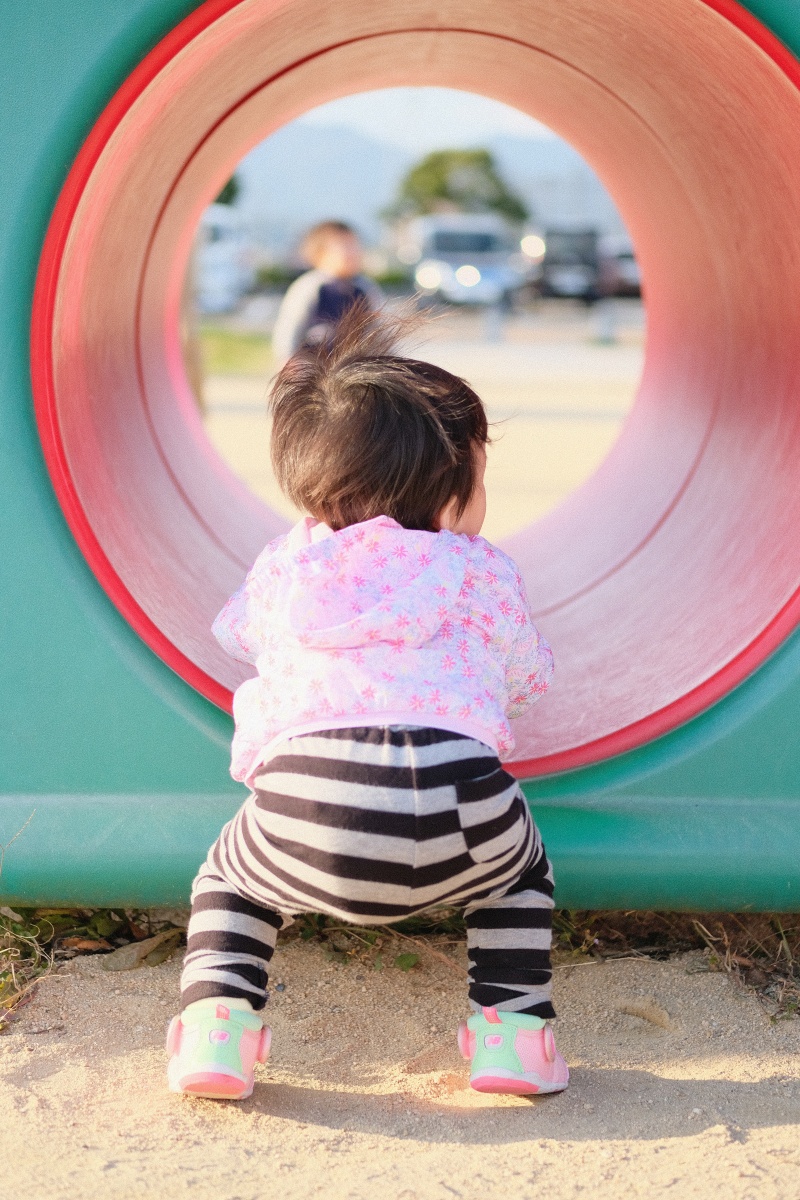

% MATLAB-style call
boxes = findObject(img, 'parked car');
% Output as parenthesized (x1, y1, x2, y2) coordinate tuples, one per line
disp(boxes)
(397, 214, 533, 306)
(597, 232, 642, 298)
(539, 228, 601, 302)
(195, 203, 255, 314)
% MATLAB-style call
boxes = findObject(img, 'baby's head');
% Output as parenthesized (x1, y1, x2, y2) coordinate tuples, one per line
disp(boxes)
(301, 221, 364, 279)
(269, 306, 488, 535)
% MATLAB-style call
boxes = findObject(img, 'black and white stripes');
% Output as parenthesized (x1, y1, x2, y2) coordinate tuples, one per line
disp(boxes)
(181, 726, 555, 1017)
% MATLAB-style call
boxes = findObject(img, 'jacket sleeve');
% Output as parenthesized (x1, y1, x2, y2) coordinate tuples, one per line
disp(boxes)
(271, 271, 321, 364)
(502, 571, 554, 719)
(211, 583, 263, 666)
(211, 537, 285, 665)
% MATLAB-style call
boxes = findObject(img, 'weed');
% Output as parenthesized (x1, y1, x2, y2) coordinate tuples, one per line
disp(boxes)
(0, 814, 53, 1030)
(0, 908, 54, 1031)
(288, 910, 465, 975)
(2, 902, 799, 1021)
(552, 910, 800, 1019)
(0, 905, 186, 1032)
(394, 953, 421, 972)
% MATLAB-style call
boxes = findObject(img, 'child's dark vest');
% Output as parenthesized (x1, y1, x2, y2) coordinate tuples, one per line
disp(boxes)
(302, 278, 369, 348)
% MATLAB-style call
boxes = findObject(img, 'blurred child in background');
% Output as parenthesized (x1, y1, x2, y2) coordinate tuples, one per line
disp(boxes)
(272, 221, 383, 365)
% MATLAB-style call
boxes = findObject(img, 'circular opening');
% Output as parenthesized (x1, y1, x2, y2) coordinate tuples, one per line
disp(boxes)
(32, 0, 800, 776)
(193, 88, 645, 546)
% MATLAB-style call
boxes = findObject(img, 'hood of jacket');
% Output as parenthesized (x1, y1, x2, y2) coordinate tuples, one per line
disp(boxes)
(265, 516, 470, 652)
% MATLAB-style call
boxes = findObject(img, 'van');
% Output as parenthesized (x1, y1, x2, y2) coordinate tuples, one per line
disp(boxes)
(396, 213, 533, 306)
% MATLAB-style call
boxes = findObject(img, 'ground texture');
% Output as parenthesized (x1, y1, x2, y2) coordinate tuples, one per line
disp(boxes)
(2, 937, 799, 1200)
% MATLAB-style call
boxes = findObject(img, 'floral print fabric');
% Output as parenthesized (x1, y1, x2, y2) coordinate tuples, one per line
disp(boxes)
(214, 515, 553, 782)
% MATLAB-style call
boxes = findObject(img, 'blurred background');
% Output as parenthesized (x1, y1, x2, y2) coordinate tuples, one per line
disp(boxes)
(185, 87, 645, 543)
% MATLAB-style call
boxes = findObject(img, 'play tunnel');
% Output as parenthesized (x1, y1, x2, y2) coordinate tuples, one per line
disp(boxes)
(4, 0, 800, 908)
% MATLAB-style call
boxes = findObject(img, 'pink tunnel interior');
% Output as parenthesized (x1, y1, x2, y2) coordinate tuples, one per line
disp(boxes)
(35, 0, 800, 776)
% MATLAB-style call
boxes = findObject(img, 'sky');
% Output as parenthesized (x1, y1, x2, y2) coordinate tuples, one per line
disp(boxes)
(233, 86, 624, 248)
(297, 87, 555, 155)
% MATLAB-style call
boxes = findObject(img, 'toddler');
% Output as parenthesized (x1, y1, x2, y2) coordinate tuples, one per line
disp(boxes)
(271, 221, 383, 365)
(167, 307, 568, 1100)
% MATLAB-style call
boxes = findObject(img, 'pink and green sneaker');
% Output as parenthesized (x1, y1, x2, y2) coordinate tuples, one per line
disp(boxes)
(458, 1007, 569, 1095)
(166, 1003, 271, 1100)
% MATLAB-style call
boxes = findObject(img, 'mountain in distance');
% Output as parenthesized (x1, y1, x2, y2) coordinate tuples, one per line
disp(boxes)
(236, 124, 409, 252)
(236, 122, 624, 256)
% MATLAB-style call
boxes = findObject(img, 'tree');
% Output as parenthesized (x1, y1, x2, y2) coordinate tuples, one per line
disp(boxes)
(388, 149, 528, 223)
(214, 174, 240, 206)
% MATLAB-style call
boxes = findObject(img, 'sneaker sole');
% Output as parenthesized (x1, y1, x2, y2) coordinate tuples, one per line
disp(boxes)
(470, 1070, 569, 1096)
(170, 1071, 253, 1100)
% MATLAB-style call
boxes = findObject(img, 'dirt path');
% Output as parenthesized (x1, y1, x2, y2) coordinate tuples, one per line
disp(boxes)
(2, 938, 798, 1199)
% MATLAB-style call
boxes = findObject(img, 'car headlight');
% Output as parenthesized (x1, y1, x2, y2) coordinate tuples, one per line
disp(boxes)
(521, 234, 546, 261)
(455, 265, 481, 287)
(415, 262, 444, 290)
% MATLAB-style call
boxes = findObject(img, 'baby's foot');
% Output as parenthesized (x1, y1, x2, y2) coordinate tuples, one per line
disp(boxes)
(166, 1001, 271, 1099)
(458, 1007, 569, 1095)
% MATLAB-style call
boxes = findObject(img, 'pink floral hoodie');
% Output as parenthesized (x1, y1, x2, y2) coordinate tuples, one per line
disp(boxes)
(213, 515, 553, 783)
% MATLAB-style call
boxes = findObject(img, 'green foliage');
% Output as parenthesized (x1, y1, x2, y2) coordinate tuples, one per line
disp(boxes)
(393, 952, 420, 972)
(388, 910, 465, 937)
(388, 149, 528, 223)
(1, 907, 52, 1029)
(255, 264, 302, 289)
(1, 906, 190, 1029)
(552, 910, 800, 1018)
(371, 267, 413, 289)
(215, 174, 240, 206)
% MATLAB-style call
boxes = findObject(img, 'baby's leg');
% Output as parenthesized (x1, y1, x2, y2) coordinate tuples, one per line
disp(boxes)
(168, 863, 287, 1098)
(180, 861, 287, 1012)
(463, 839, 556, 1018)
(459, 843, 567, 1094)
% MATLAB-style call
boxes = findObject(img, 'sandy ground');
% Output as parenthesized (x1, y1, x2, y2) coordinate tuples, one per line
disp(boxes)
(201, 300, 644, 543)
(2, 936, 799, 1200)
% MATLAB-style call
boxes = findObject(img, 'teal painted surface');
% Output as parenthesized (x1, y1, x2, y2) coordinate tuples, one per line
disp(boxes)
(2, 791, 797, 911)
(0, 795, 243, 909)
(742, 0, 800, 54)
(1, 0, 800, 909)
(0, 1, 239, 802)
(530, 797, 799, 912)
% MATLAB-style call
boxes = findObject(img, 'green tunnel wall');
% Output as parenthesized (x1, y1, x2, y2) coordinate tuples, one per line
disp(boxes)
(2, 0, 800, 911)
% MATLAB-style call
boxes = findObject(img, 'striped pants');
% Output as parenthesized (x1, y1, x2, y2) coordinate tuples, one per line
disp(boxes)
(181, 726, 556, 1018)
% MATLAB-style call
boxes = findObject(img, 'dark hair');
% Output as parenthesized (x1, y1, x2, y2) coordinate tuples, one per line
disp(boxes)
(269, 304, 488, 532)
(301, 220, 357, 266)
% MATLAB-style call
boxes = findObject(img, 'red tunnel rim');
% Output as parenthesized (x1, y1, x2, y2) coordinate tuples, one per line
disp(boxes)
(29, 0, 800, 776)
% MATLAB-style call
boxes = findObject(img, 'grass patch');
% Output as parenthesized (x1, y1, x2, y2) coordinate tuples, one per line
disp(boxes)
(290, 909, 466, 976)
(2, 906, 799, 1022)
(553, 910, 800, 1019)
(0, 908, 54, 1031)
(198, 324, 272, 375)
(0, 907, 186, 1032)
(291, 908, 800, 1017)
